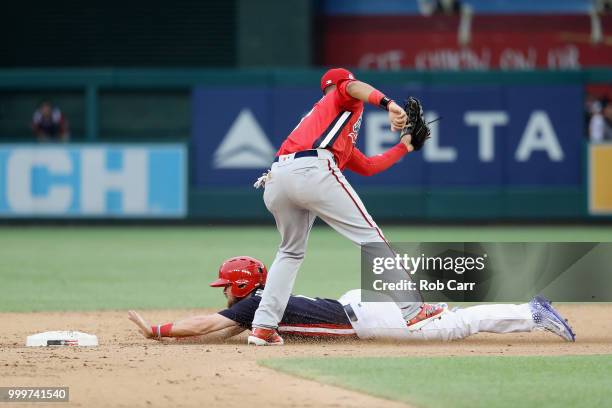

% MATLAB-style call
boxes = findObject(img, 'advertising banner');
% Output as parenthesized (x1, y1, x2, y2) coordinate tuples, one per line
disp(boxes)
(192, 85, 582, 188)
(0, 144, 187, 218)
(589, 143, 612, 215)
(322, 16, 612, 70)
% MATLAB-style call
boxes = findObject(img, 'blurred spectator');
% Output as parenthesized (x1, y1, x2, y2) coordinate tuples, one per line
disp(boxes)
(435, 0, 462, 15)
(585, 93, 600, 136)
(31, 101, 70, 142)
(595, 0, 612, 14)
(418, 0, 462, 16)
(589, 100, 612, 143)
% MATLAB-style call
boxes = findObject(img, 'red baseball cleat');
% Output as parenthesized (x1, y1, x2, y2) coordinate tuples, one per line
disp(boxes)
(247, 327, 284, 346)
(407, 303, 448, 330)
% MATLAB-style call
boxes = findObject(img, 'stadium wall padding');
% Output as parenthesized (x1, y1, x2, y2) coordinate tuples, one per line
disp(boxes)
(0, 68, 609, 221)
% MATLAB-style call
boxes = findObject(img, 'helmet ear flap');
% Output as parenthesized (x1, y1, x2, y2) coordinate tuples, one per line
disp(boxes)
(257, 266, 266, 286)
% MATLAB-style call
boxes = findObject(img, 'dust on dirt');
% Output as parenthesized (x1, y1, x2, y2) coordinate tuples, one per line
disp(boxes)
(1, 304, 611, 408)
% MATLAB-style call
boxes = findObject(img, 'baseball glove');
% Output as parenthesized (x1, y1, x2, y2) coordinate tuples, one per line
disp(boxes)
(400, 97, 430, 151)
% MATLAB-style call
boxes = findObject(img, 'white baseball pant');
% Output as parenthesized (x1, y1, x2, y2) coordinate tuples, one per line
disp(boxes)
(339, 289, 535, 341)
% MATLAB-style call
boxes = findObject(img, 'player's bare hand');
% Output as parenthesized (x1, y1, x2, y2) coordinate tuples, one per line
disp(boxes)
(388, 101, 408, 131)
(128, 310, 154, 339)
(400, 134, 415, 152)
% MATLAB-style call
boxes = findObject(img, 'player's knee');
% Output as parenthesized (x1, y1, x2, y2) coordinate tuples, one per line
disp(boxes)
(362, 227, 385, 243)
(276, 249, 305, 261)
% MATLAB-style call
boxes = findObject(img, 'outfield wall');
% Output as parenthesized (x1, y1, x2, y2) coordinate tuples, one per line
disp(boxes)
(1, 69, 610, 221)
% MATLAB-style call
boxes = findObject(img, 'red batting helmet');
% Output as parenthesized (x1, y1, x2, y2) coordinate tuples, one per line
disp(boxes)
(209, 256, 267, 298)
(320, 68, 355, 93)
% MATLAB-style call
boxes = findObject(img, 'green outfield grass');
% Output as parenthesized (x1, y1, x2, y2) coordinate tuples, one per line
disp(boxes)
(261, 355, 612, 408)
(0, 226, 611, 312)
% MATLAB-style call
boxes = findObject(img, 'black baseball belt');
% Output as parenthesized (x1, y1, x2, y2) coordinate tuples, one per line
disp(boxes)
(343, 304, 358, 323)
(273, 149, 328, 163)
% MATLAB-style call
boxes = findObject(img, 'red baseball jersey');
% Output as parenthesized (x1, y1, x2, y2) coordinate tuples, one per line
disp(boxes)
(277, 78, 363, 170)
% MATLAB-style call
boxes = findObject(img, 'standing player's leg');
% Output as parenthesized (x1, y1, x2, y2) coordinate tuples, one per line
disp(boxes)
(306, 157, 423, 320)
(251, 166, 316, 331)
(252, 209, 315, 330)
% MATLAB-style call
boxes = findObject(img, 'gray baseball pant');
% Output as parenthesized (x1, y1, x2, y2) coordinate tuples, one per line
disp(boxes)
(252, 149, 422, 329)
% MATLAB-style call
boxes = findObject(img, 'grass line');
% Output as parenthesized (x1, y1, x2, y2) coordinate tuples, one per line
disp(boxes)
(260, 355, 612, 408)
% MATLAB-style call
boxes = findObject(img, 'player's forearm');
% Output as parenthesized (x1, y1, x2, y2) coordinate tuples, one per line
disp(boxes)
(167, 325, 246, 344)
(152, 314, 237, 338)
(169, 316, 213, 337)
(346, 144, 409, 176)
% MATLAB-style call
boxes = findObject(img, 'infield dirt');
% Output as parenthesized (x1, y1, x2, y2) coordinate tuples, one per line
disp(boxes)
(2, 304, 611, 408)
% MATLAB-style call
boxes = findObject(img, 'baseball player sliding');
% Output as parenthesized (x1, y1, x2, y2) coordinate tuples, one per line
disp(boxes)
(127, 257, 576, 343)
(250, 68, 437, 346)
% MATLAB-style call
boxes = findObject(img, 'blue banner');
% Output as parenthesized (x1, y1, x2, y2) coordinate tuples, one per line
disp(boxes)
(192, 85, 583, 188)
(0, 144, 187, 218)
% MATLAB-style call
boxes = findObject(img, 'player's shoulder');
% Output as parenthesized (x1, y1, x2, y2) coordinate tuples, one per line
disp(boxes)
(318, 90, 360, 114)
(221, 292, 260, 316)
(252, 290, 327, 304)
(238, 291, 263, 308)
(226, 291, 262, 311)
(288, 293, 323, 303)
(335, 83, 363, 112)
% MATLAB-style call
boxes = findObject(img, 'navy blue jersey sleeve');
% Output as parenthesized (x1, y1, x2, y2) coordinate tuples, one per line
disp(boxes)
(217, 295, 261, 329)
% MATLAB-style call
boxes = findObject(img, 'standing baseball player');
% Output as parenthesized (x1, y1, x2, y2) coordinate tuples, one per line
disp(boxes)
(127, 256, 576, 343)
(249, 68, 440, 346)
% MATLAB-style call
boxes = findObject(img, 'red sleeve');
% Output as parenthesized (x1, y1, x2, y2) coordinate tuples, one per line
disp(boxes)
(345, 143, 409, 176)
(335, 79, 361, 111)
